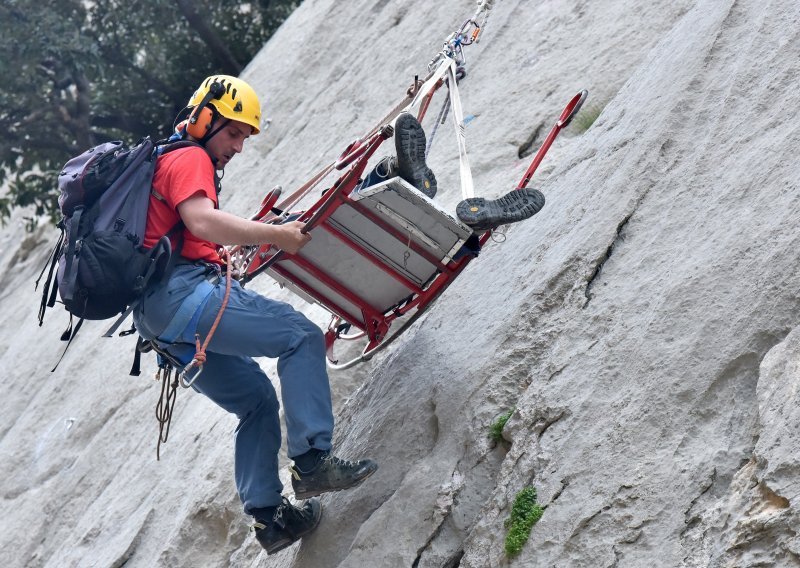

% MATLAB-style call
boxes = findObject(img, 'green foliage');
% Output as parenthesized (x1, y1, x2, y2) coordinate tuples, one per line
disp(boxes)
(489, 408, 514, 443)
(572, 101, 605, 134)
(0, 0, 298, 226)
(504, 487, 544, 557)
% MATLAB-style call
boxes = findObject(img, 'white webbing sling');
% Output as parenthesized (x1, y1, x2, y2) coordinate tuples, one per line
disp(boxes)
(402, 55, 475, 200)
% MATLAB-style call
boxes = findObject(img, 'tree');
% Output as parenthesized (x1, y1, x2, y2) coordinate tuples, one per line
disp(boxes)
(0, 0, 297, 226)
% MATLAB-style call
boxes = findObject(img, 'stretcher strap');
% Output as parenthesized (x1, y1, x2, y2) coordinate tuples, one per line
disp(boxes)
(407, 56, 452, 117)
(445, 61, 474, 200)
(273, 161, 336, 220)
(406, 56, 474, 200)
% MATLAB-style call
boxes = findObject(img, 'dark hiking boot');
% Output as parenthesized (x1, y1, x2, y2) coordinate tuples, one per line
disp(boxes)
(456, 188, 545, 231)
(394, 113, 437, 198)
(290, 453, 379, 499)
(253, 497, 322, 555)
(374, 155, 399, 181)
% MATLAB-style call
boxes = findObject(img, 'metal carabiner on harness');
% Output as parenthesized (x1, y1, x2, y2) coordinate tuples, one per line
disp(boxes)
(179, 359, 204, 388)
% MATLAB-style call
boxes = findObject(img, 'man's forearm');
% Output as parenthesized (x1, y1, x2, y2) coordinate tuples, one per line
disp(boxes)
(185, 207, 284, 245)
(177, 196, 311, 253)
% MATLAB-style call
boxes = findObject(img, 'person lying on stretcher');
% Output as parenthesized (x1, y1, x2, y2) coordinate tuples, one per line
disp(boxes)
(356, 113, 544, 232)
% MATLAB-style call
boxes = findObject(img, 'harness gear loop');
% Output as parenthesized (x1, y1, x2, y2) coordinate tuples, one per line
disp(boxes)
(179, 249, 234, 388)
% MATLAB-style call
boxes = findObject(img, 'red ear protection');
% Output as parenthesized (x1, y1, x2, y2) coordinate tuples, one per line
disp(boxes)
(186, 106, 214, 139)
(186, 81, 226, 139)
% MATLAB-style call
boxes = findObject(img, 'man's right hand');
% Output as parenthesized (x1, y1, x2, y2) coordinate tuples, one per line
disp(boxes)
(272, 220, 311, 254)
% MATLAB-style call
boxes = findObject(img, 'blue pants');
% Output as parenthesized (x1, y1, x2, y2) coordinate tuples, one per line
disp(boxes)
(356, 159, 392, 190)
(134, 264, 334, 513)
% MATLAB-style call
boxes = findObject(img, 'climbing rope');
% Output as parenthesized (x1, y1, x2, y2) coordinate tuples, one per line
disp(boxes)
(429, 0, 495, 71)
(179, 249, 234, 388)
(154, 363, 179, 460)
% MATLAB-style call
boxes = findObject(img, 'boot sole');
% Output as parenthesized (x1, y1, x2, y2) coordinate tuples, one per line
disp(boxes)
(456, 188, 545, 231)
(395, 114, 437, 198)
(292, 462, 379, 500)
(264, 498, 323, 555)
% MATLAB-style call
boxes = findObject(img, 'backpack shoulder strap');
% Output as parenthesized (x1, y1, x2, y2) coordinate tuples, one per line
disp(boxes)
(154, 139, 221, 194)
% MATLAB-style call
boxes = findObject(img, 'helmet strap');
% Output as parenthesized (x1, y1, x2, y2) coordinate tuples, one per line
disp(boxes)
(201, 117, 230, 146)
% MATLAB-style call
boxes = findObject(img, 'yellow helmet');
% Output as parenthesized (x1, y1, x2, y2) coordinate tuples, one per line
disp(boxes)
(187, 75, 262, 135)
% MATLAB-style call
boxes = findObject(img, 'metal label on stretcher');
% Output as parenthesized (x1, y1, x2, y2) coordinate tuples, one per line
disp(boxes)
(352, 177, 473, 262)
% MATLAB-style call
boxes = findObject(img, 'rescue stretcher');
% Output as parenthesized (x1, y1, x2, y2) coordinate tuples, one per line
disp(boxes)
(225, 1, 586, 368)
(232, 88, 587, 369)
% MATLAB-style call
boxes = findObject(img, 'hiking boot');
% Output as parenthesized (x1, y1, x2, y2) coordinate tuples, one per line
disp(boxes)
(290, 453, 379, 499)
(375, 155, 398, 179)
(394, 113, 437, 198)
(253, 497, 322, 555)
(456, 188, 546, 231)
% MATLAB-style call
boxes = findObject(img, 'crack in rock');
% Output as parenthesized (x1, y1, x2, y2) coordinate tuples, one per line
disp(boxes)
(681, 467, 718, 537)
(412, 470, 466, 567)
(517, 122, 545, 159)
(584, 211, 634, 308)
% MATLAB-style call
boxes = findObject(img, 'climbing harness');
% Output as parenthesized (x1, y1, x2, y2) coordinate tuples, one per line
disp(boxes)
(143, 250, 234, 459)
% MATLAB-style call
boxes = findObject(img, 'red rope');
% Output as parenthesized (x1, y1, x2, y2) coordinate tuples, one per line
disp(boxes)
(191, 249, 233, 367)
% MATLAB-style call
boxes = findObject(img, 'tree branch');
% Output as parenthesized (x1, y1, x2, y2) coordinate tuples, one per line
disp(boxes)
(173, 0, 243, 75)
(98, 47, 184, 101)
(72, 70, 94, 147)
(91, 113, 156, 135)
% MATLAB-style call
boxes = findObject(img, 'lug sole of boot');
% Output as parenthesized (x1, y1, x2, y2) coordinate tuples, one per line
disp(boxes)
(292, 462, 379, 500)
(395, 114, 437, 198)
(264, 536, 294, 555)
(456, 188, 545, 231)
(263, 499, 323, 555)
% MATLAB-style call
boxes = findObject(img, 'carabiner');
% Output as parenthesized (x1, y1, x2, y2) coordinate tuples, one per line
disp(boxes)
(179, 360, 204, 388)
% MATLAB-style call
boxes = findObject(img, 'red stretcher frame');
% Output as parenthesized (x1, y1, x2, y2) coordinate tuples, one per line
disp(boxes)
(236, 88, 588, 369)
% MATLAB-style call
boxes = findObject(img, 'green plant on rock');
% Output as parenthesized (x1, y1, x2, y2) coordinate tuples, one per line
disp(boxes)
(572, 101, 605, 134)
(489, 408, 515, 443)
(504, 486, 544, 557)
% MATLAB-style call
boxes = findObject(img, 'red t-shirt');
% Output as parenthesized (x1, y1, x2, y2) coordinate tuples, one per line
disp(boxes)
(144, 146, 222, 264)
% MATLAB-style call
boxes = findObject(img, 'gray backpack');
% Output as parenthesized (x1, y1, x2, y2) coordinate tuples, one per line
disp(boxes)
(37, 137, 201, 358)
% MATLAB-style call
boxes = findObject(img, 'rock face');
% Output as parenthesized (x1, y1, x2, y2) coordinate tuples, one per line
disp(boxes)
(2, 0, 800, 566)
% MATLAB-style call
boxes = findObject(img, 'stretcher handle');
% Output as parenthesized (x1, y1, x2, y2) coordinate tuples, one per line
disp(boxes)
(557, 89, 588, 128)
(518, 89, 588, 190)
(335, 138, 367, 170)
(250, 186, 282, 221)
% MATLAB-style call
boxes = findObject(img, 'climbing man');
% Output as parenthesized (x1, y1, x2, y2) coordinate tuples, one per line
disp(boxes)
(133, 75, 378, 555)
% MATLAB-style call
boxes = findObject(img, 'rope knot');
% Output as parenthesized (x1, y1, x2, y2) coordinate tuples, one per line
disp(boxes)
(181, 248, 233, 389)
